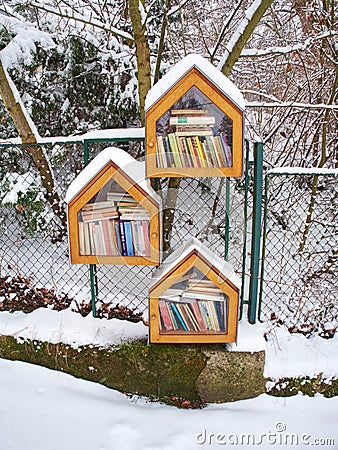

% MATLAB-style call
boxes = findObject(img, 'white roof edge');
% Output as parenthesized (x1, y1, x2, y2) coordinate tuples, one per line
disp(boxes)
(149, 237, 241, 290)
(65, 147, 161, 205)
(145, 53, 245, 112)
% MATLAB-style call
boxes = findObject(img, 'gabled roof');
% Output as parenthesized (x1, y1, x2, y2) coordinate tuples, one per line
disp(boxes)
(65, 147, 161, 204)
(145, 53, 245, 112)
(149, 237, 241, 290)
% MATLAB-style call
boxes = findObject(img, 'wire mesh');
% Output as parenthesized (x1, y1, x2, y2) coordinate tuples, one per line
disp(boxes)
(260, 172, 338, 337)
(0, 141, 247, 316)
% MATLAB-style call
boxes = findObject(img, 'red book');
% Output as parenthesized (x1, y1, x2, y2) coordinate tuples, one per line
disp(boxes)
(190, 302, 207, 331)
(101, 219, 113, 255)
(159, 300, 174, 331)
(190, 137, 202, 167)
(142, 221, 150, 256)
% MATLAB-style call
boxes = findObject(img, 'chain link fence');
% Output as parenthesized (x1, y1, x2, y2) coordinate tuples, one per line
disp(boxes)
(259, 170, 338, 337)
(0, 141, 247, 316)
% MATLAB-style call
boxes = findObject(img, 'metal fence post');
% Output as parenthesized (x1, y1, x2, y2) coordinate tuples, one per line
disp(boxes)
(224, 178, 230, 261)
(248, 142, 264, 324)
(84, 139, 97, 318)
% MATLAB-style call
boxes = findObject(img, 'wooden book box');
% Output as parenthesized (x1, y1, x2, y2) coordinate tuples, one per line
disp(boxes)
(66, 147, 162, 266)
(149, 238, 240, 343)
(145, 54, 245, 178)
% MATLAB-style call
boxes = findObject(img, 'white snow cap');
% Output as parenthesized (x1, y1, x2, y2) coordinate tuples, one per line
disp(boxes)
(65, 147, 161, 204)
(149, 237, 241, 290)
(145, 53, 245, 112)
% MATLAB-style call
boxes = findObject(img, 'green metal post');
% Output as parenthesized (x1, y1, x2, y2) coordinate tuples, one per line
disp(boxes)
(239, 139, 251, 320)
(224, 178, 230, 261)
(89, 264, 97, 317)
(84, 139, 89, 166)
(248, 142, 264, 324)
(84, 139, 97, 318)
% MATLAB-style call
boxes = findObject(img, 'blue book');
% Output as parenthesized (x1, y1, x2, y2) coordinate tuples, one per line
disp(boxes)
(115, 222, 122, 255)
(118, 220, 127, 255)
(171, 303, 189, 332)
(124, 221, 134, 256)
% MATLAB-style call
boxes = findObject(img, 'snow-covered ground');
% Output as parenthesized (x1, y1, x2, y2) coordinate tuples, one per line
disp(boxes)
(0, 358, 337, 450)
(0, 307, 337, 450)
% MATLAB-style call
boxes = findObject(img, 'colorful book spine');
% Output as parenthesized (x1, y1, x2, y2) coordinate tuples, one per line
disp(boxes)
(124, 221, 135, 256)
(159, 300, 174, 331)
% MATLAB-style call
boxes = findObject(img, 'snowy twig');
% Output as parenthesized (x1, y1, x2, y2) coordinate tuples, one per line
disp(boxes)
(240, 30, 337, 58)
(29, 1, 134, 43)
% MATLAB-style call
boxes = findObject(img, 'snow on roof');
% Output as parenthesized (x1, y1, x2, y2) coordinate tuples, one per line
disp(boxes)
(65, 146, 161, 204)
(145, 53, 245, 112)
(149, 237, 241, 291)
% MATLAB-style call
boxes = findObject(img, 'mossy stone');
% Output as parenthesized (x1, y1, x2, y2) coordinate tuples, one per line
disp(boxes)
(196, 347, 266, 403)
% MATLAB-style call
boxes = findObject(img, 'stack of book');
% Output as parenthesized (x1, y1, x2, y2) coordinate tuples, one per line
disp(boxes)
(156, 109, 232, 168)
(78, 192, 150, 257)
(158, 273, 228, 333)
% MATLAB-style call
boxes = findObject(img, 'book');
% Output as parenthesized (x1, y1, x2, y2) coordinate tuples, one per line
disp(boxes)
(183, 302, 200, 331)
(142, 221, 150, 256)
(115, 222, 123, 255)
(124, 221, 135, 256)
(167, 302, 179, 330)
(168, 133, 183, 167)
(170, 109, 209, 115)
(118, 220, 128, 256)
(82, 200, 115, 211)
(79, 221, 85, 255)
(189, 302, 207, 331)
(156, 136, 167, 168)
(194, 136, 207, 168)
(220, 132, 232, 166)
(158, 300, 174, 331)
(176, 303, 194, 331)
(101, 219, 114, 255)
(106, 192, 138, 204)
(170, 116, 216, 126)
(171, 303, 189, 331)
(190, 137, 202, 167)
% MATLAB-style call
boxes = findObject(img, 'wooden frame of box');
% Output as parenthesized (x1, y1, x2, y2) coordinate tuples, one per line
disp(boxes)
(66, 147, 162, 266)
(149, 239, 240, 344)
(145, 54, 245, 179)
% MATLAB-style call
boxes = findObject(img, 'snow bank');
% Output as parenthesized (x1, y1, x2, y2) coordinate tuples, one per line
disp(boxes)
(264, 326, 338, 379)
(0, 308, 147, 347)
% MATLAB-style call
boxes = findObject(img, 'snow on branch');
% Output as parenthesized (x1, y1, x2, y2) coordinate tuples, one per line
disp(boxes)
(29, 1, 134, 43)
(267, 167, 338, 176)
(0, 13, 55, 69)
(241, 30, 337, 58)
(167, 0, 191, 17)
(245, 101, 338, 110)
(217, 0, 274, 75)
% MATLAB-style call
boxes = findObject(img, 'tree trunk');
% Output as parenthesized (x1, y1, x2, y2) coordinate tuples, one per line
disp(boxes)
(0, 60, 67, 236)
(128, 0, 152, 126)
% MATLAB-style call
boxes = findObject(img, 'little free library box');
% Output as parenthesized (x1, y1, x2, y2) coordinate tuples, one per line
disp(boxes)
(145, 53, 245, 178)
(149, 238, 240, 344)
(65, 147, 162, 266)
